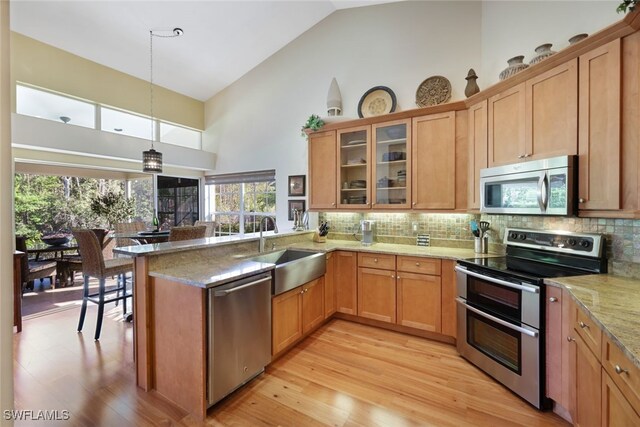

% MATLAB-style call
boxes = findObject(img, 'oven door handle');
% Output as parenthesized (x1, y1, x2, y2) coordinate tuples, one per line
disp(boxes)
(456, 297, 539, 338)
(454, 265, 539, 294)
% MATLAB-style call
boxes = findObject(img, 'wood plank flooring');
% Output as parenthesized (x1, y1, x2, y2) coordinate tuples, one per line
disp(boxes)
(14, 308, 568, 426)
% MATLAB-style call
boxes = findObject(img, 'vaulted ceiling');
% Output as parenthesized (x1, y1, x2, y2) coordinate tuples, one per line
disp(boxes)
(10, 0, 400, 101)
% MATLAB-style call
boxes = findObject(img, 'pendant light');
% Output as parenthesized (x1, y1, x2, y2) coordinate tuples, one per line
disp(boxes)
(142, 27, 184, 173)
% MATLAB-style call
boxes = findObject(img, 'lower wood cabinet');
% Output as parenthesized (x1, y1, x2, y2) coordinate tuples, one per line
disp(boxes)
(358, 267, 396, 323)
(336, 251, 358, 315)
(396, 271, 440, 332)
(570, 332, 602, 427)
(602, 370, 640, 426)
(272, 277, 324, 356)
(324, 252, 336, 318)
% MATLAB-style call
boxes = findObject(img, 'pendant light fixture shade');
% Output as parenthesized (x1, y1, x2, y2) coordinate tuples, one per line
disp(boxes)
(142, 148, 163, 173)
(142, 28, 183, 174)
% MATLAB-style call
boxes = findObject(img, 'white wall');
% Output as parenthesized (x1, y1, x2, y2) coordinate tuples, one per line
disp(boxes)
(204, 1, 483, 230)
(481, 1, 619, 87)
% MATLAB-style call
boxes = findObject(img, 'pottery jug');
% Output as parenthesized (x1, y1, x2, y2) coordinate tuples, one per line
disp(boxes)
(499, 56, 529, 81)
(569, 33, 588, 45)
(465, 68, 480, 98)
(529, 44, 556, 65)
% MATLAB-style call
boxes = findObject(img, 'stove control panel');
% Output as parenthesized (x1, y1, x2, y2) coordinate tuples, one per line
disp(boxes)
(504, 228, 604, 258)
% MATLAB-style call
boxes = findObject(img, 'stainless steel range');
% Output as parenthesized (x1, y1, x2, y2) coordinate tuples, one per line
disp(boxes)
(455, 228, 607, 409)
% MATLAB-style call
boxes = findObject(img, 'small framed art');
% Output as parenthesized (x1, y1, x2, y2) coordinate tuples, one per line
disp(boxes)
(288, 175, 306, 197)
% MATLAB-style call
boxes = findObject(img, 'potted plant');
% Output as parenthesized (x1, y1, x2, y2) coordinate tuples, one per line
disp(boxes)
(300, 114, 325, 137)
(90, 189, 136, 229)
(618, 0, 639, 13)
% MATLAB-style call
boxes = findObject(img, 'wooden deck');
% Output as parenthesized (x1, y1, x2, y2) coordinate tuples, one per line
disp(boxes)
(13, 309, 568, 426)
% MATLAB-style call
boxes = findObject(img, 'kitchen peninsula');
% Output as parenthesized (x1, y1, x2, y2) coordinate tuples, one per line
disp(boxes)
(114, 231, 490, 419)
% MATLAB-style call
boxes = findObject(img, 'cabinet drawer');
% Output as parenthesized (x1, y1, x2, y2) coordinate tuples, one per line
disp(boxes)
(397, 256, 441, 275)
(358, 253, 395, 270)
(574, 305, 602, 361)
(602, 335, 640, 415)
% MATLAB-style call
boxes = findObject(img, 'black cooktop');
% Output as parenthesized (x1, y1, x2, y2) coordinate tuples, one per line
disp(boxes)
(458, 256, 599, 283)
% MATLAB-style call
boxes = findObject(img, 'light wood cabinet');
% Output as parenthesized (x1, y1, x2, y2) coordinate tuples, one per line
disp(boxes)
(602, 370, 640, 426)
(578, 38, 621, 211)
(308, 130, 337, 209)
(602, 334, 640, 416)
(302, 278, 324, 334)
(488, 83, 526, 166)
(467, 100, 487, 210)
(396, 271, 440, 332)
(546, 286, 563, 403)
(371, 119, 411, 209)
(358, 267, 396, 323)
(272, 278, 324, 356)
(525, 59, 578, 161)
(335, 251, 358, 315)
(272, 286, 303, 356)
(337, 126, 371, 209)
(440, 259, 456, 338)
(358, 252, 395, 270)
(324, 252, 336, 318)
(570, 332, 602, 427)
(412, 111, 457, 209)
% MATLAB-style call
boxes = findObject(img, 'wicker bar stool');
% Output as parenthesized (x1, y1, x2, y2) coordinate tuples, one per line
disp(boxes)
(168, 225, 207, 242)
(72, 229, 133, 340)
(194, 220, 217, 237)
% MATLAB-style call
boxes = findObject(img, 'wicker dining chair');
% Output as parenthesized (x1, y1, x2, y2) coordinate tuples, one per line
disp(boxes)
(15, 236, 57, 292)
(114, 221, 146, 247)
(168, 225, 207, 242)
(194, 220, 217, 238)
(72, 228, 133, 340)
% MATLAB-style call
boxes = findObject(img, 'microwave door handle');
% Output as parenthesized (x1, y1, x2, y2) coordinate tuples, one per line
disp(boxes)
(454, 265, 539, 294)
(537, 173, 549, 211)
(456, 297, 539, 338)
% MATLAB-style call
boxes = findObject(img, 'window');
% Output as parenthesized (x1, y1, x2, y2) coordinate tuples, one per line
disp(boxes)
(101, 107, 154, 140)
(204, 170, 276, 236)
(160, 122, 201, 149)
(157, 176, 200, 227)
(16, 84, 95, 128)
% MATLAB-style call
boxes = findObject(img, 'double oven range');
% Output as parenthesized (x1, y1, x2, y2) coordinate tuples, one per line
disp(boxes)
(455, 228, 606, 408)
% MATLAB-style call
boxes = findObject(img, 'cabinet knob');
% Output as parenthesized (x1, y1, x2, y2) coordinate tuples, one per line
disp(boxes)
(518, 155, 525, 159)
(332, 202, 336, 206)
(579, 321, 589, 329)
(524, 153, 531, 158)
(615, 365, 629, 375)
(374, 258, 378, 263)
(412, 202, 417, 206)
(549, 297, 558, 302)
(415, 262, 420, 267)
(391, 275, 395, 279)
(578, 198, 586, 204)
(567, 336, 575, 342)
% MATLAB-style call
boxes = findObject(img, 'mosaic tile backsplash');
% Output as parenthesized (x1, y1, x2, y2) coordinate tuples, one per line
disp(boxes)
(318, 212, 640, 279)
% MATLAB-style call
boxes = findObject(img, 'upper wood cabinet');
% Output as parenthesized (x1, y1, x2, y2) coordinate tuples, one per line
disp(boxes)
(371, 119, 411, 209)
(488, 83, 526, 166)
(412, 111, 457, 209)
(578, 39, 621, 211)
(308, 130, 337, 210)
(467, 100, 487, 210)
(337, 126, 371, 209)
(525, 59, 578, 161)
(488, 60, 578, 167)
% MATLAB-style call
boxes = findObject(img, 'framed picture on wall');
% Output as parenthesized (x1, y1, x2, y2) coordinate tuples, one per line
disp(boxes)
(288, 175, 306, 197)
(288, 200, 306, 220)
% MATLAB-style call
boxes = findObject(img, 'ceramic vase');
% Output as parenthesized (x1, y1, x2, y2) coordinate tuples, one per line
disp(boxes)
(326, 77, 342, 116)
(569, 33, 588, 45)
(529, 43, 556, 65)
(464, 68, 480, 98)
(499, 56, 529, 81)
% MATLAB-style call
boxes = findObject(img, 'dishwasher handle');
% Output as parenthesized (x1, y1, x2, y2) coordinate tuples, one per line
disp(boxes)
(213, 276, 271, 297)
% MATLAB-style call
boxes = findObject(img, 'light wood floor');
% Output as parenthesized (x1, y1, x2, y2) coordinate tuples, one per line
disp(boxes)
(14, 308, 568, 426)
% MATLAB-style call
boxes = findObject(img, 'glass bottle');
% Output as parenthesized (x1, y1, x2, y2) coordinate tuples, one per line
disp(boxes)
(153, 214, 159, 232)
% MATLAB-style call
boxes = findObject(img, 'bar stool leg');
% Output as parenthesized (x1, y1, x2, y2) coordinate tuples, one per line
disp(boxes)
(77, 275, 89, 332)
(94, 278, 106, 341)
(121, 274, 128, 316)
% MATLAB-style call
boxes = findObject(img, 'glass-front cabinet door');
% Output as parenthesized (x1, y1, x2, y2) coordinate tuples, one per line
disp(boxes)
(372, 119, 411, 209)
(337, 126, 371, 209)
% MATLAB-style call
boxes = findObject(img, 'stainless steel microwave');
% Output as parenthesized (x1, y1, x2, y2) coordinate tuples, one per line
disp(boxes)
(480, 155, 576, 215)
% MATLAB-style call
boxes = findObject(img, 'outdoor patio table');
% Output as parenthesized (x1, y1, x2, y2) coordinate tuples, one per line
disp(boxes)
(27, 242, 79, 261)
(111, 230, 170, 245)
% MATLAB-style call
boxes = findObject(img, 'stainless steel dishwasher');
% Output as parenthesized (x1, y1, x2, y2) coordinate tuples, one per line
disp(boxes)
(207, 272, 272, 406)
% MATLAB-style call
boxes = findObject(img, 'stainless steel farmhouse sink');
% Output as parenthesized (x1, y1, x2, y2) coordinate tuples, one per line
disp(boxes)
(247, 249, 325, 295)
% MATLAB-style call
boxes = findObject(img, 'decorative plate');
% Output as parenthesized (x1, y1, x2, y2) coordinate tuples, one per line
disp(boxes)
(357, 86, 397, 118)
(415, 76, 452, 107)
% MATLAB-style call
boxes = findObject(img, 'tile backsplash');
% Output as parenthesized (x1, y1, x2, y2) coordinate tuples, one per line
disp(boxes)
(319, 212, 640, 279)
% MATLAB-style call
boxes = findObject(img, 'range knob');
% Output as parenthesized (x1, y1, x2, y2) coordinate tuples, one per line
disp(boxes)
(509, 232, 518, 240)
(579, 240, 591, 248)
(519, 233, 527, 241)
(567, 239, 577, 246)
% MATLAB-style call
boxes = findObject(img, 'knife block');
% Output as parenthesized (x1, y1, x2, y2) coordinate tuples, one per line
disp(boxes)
(313, 231, 326, 243)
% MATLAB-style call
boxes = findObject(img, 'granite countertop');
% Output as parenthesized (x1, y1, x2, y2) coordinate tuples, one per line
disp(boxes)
(147, 239, 498, 288)
(545, 275, 640, 370)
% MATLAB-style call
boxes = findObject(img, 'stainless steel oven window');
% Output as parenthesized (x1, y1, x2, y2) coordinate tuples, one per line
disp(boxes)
(467, 310, 522, 374)
(467, 276, 522, 321)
